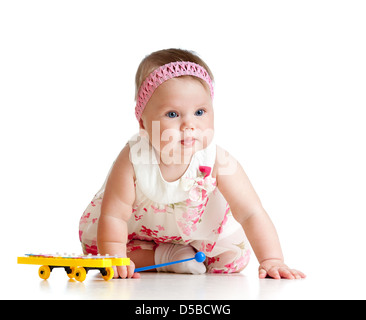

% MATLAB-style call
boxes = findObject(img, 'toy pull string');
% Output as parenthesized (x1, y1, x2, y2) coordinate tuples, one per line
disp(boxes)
(135, 252, 206, 272)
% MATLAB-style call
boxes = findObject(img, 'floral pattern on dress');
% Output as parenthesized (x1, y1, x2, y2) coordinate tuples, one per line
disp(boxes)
(213, 203, 230, 235)
(180, 166, 216, 202)
(174, 166, 217, 238)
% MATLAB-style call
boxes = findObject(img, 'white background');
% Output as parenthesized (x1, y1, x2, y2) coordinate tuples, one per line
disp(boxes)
(1, 0, 365, 299)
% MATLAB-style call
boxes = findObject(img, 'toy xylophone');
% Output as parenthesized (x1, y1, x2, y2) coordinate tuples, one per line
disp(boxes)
(17, 253, 130, 282)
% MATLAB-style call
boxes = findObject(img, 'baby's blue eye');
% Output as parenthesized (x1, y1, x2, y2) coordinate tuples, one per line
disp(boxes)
(166, 111, 178, 118)
(195, 109, 205, 116)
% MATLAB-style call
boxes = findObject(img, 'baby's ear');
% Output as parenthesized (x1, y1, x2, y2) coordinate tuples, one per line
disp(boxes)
(139, 118, 145, 130)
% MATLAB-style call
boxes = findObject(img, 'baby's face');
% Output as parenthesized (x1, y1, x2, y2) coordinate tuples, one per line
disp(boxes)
(140, 77, 214, 164)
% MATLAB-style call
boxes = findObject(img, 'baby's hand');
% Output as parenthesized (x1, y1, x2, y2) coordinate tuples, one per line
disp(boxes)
(258, 259, 306, 280)
(113, 259, 140, 279)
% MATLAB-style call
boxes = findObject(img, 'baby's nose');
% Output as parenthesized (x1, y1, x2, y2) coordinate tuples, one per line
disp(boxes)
(180, 117, 195, 132)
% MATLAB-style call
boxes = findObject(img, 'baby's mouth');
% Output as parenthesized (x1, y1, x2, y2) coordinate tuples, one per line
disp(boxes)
(180, 138, 196, 147)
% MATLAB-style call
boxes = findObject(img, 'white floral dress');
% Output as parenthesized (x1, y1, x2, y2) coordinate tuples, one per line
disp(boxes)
(79, 134, 250, 273)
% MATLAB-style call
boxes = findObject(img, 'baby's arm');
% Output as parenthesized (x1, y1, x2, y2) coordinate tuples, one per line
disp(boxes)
(97, 144, 138, 279)
(215, 146, 305, 279)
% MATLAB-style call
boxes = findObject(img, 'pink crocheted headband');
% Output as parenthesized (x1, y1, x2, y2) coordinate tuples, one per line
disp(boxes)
(135, 61, 214, 121)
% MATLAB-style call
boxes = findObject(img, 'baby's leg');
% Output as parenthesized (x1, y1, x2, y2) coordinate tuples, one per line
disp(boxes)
(154, 243, 206, 274)
(128, 249, 155, 270)
(206, 248, 251, 273)
(190, 224, 251, 274)
(205, 228, 251, 274)
(127, 240, 157, 271)
(127, 240, 206, 274)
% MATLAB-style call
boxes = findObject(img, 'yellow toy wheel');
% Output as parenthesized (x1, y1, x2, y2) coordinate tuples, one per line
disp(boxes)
(66, 266, 76, 279)
(74, 267, 87, 282)
(101, 267, 114, 281)
(38, 265, 51, 280)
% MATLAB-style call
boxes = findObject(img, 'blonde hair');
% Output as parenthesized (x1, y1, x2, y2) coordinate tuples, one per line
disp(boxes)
(135, 48, 214, 100)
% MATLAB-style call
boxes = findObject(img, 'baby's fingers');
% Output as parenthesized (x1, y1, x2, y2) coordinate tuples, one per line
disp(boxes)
(259, 269, 268, 279)
(259, 264, 306, 280)
(115, 265, 128, 279)
(113, 262, 140, 279)
(290, 269, 306, 279)
(126, 261, 140, 279)
(272, 268, 306, 279)
(259, 267, 284, 279)
(277, 268, 295, 279)
(267, 268, 281, 279)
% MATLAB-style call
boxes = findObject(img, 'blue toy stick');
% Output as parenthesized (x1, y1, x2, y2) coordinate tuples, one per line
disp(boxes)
(135, 252, 206, 272)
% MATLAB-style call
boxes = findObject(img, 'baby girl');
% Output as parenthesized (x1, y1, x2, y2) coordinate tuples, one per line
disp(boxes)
(79, 48, 305, 280)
